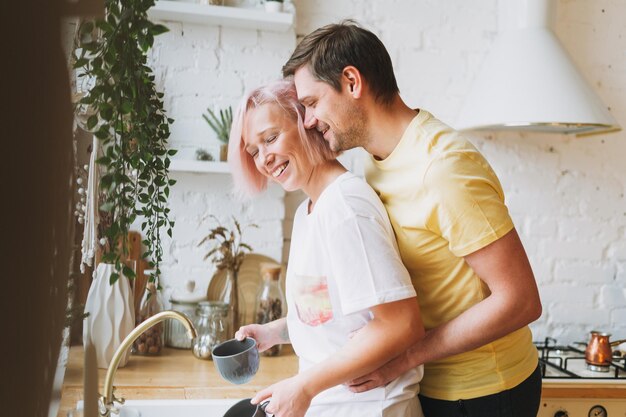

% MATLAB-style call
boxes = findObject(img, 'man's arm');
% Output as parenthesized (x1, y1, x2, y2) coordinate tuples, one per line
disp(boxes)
(252, 297, 423, 417)
(347, 228, 542, 392)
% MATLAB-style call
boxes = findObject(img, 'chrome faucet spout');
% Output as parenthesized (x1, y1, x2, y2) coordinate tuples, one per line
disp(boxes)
(100, 310, 198, 416)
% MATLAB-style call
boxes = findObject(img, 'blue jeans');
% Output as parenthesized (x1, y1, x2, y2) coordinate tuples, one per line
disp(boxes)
(419, 365, 542, 417)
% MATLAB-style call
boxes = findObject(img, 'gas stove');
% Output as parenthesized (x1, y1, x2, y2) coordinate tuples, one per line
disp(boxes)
(536, 337, 626, 380)
(535, 338, 626, 417)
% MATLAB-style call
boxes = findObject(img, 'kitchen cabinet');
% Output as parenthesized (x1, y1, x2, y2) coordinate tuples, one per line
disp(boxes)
(148, 1, 294, 32)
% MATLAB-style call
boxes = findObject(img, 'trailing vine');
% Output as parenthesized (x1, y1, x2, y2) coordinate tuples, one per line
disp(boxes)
(74, 0, 175, 284)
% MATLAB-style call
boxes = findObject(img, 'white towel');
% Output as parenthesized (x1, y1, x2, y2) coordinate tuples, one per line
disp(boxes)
(80, 135, 100, 273)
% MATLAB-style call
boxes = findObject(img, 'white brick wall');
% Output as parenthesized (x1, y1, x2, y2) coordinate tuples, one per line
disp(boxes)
(147, 19, 295, 306)
(149, 0, 626, 343)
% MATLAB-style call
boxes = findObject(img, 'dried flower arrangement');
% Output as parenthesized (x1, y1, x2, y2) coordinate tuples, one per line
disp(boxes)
(198, 216, 258, 332)
(198, 215, 258, 275)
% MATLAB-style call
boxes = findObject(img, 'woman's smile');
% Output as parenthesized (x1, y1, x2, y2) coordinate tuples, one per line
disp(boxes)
(271, 161, 289, 178)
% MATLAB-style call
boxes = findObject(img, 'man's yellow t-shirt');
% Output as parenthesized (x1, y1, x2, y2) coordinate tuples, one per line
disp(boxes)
(364, 110, 538, 401)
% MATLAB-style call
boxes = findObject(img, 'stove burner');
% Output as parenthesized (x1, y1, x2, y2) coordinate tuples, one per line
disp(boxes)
(586, 363, 610, 373)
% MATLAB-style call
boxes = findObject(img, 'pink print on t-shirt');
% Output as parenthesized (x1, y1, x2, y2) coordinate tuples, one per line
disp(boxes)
(293, 274, 334, 326)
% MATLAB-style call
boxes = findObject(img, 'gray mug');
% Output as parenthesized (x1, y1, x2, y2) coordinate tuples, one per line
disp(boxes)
(211, 337, 260, 385)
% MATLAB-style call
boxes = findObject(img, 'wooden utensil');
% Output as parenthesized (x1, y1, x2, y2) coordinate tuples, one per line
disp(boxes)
(134, 259, 149, 315)
(126, 231, 147, 315)
(128, 230, 142, 260)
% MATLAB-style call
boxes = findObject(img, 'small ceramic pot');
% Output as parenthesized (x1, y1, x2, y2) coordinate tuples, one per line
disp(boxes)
(264, 1, 282, 13)
(220, 143, 228, 162)
(212, 337, 259, 384)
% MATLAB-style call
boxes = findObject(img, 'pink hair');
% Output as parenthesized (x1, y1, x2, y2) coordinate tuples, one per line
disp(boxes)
(228, 79, 337, 197)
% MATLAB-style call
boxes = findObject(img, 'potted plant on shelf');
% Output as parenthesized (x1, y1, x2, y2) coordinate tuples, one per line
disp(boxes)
(203, 105, 233, 162)
(73, 0, 176, 368)
(198, 216, 257, 335)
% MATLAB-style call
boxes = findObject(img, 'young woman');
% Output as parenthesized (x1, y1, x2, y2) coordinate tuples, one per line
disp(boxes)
(229, 79, 425, 417)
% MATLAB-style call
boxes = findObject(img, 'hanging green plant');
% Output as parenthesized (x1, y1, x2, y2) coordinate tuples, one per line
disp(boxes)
(73, 0, 176, 284)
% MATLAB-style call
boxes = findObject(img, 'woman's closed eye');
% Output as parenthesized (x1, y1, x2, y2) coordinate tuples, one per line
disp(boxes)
(248, 147, 259, 158)
(302, 98, 316, 109)
(247, 133, 278, 159)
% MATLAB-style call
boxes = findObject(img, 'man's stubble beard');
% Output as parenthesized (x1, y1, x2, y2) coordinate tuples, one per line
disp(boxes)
(332, 104, 368, 152)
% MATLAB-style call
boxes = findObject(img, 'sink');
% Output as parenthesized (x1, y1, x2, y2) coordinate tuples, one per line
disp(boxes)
(119, 399, 242, 417)
(77, 399, 242, 417)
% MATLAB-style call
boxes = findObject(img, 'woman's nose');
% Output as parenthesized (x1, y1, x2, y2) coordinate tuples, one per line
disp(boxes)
(304, 108, 317, 129)
(259, 149, 273, 168)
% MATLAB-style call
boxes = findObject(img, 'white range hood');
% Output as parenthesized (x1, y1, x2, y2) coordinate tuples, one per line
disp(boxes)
(455, 0, 620, 136)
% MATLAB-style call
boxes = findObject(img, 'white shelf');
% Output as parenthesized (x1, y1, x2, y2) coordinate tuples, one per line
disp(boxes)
(148, 1, 294, 32)
(170, 159, 231, 174)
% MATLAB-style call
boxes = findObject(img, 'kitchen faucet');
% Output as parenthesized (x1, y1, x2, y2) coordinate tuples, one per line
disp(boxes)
(98, 310, 198, 416)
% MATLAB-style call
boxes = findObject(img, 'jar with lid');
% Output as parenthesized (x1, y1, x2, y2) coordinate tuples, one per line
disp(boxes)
(132, 281, 164, 355)
(254, 262, 285, 356)
(165, 280, 206, 349)
(191, 301, 229, 360)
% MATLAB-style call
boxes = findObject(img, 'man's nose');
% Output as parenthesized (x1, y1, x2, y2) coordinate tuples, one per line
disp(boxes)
(303, 108, 317, 129)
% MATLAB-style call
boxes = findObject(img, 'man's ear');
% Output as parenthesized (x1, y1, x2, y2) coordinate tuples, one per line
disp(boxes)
(342, 66, 363, 99)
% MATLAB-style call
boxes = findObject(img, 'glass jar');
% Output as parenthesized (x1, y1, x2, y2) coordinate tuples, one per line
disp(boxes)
(132, 282, 164, 355)
(165, 280, 206, 348)
(192, 301, 230, 360)
(254, 262, 285, 356)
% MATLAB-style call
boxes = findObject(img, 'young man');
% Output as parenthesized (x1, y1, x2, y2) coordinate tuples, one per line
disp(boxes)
(282, 21, 543, 417)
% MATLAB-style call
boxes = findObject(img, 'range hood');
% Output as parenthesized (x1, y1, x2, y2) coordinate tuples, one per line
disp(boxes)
(455, 0, 620, 136)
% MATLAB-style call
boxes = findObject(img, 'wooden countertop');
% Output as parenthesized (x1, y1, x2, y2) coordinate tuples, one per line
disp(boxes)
(541, 382, 626, 398)
(58, 345, 298, 417)
(59, 346, 626, 416)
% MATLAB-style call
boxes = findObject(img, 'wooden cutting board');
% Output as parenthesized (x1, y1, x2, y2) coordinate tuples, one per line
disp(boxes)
(128, 231, 142, 261)
(127, 231, 147, 315)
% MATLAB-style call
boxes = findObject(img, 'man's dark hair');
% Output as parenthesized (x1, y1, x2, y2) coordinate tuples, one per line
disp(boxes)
(282, 20, 399, 105)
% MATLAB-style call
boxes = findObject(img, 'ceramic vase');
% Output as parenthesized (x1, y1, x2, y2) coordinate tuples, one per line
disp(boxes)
(83, 262, 135, 368)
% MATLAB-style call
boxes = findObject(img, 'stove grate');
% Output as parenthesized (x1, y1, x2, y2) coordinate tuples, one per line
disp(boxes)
(534, 337, 626, 380)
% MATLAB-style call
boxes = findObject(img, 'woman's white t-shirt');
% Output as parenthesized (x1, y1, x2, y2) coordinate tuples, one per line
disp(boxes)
(285, 172, 424, 417)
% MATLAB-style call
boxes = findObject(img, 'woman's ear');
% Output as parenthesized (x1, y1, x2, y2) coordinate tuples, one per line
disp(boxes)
(342, 66, 363, 99)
